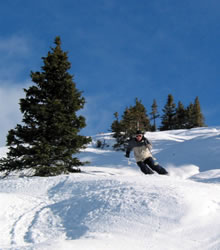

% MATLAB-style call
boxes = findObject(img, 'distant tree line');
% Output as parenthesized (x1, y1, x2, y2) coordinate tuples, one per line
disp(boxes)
(111, 94, 205, 150)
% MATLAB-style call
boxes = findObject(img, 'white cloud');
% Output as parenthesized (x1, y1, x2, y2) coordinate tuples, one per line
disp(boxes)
(0, 81, 30, 146)
(0, 35, 33, 81)
(0, 35, 30, 57)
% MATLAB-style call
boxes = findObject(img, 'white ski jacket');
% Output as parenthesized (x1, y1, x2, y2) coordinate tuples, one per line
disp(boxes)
(126, 136, 152, 162)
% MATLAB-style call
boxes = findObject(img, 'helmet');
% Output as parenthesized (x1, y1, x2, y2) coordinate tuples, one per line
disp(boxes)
(136, 130, 144, 135)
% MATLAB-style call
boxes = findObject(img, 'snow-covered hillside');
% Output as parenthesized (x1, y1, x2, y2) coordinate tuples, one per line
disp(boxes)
(1, 127, 220, 250)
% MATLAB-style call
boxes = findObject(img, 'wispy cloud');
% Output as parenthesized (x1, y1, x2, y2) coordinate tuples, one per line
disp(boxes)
(0, 35, 33, 81)
(0, 81, 30, 146)
(0, 35, 30, 57)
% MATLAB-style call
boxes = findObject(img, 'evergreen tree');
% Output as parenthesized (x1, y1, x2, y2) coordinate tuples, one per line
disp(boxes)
(185, 102, 194, 129)
(0, 37, 91, 177)
(111, 112, 121, 137)
(175, 101, 186, 129)
(150, 99, 160, 131)
(111, 108, 129, 150)
(192, 96, 205, 127)
(111, 98, 151, 150)
(111, 112, 124, 149)
(160, 94, 176, 131)
(182, 97, 205, 129)
(122, 98, 151, 135)
(122, 98, 151, 134)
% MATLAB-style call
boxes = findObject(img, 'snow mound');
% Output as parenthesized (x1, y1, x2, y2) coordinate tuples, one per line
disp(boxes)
(166, 164, 200, 179)
(1, 127, 220, 249)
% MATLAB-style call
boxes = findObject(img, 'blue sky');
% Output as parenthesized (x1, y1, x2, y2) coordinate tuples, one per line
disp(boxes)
(0, 0, 220, 146)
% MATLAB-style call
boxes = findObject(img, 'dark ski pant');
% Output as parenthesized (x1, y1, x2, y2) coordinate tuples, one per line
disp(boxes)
(137, 157, 168, 175)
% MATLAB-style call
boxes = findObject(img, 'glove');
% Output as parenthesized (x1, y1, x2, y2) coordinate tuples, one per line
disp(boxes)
(125, 152, 130, 158)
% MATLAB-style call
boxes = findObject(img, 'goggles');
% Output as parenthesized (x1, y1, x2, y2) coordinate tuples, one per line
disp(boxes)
(136, 134, 143, 138)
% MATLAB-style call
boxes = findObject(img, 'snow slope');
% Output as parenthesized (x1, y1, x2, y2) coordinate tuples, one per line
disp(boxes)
(1, 127, 220, 250)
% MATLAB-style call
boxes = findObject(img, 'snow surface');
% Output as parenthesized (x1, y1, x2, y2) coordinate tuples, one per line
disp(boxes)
(1, 127, 220, 250)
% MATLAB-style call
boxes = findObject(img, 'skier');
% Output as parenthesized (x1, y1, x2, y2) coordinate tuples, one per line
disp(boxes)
(125, 130, 168, 175)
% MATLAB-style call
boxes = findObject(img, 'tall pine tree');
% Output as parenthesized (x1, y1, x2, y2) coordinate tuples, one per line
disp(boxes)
(112, 98, 151, 150)
(185, 102, 194, 129)
(0, 37, 91, 177)
(160, 94, 176, 131)
(185, 96, 205, 128)
(150, 99, 160, 131)
(192, 96, 205, 127)
(111, 112, 124, 149)
(175, 101, 186, 129)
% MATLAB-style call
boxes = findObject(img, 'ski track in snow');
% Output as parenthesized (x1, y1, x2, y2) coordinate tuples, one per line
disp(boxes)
(0, 128, 220, 249)
(1, 174, 220, 250)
